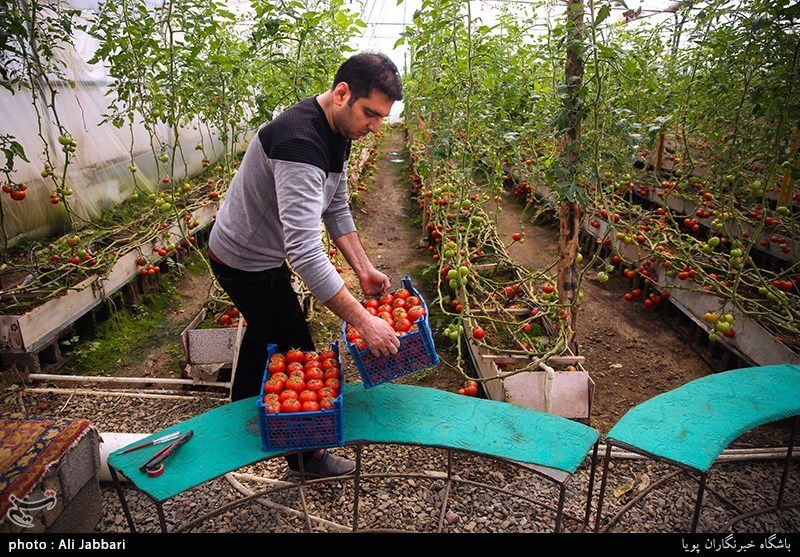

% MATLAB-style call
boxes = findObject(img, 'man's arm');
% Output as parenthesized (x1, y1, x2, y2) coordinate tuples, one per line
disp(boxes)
(333, 231, 390, 297)
(324, 284, 400, 357)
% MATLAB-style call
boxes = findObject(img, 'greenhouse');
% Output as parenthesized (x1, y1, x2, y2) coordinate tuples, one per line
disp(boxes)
(0, 0, 798, 536)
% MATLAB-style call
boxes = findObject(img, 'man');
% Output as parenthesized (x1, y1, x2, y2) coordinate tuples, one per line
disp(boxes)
(207, 51, 403, 477)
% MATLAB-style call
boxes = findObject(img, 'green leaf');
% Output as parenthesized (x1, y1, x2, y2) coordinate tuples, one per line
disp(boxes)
(595, 4, 612, 27)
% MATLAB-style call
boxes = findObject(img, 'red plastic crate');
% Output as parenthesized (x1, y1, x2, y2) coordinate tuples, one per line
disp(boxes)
(256, 343, 344, 452)
(342, 276, 439, 389)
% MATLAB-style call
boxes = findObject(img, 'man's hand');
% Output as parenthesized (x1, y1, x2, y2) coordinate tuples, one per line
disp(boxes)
(323, 284, 400, 357)
(358, 314, 401, 357)
(360, 268, 391, 298)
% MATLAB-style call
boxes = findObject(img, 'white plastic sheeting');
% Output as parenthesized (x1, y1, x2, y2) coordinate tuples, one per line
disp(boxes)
(1, 2, 227, 247)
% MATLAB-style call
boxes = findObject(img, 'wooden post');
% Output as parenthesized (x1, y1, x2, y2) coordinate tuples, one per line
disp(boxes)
(557, 0, 585, 350)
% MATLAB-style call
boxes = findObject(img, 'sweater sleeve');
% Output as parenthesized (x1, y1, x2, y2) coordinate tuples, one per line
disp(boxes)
(322, 167, 357, 239)
(272, 158, 345, 304)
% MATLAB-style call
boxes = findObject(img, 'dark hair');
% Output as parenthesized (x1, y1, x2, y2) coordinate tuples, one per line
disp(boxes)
(332, 51, 403, 104)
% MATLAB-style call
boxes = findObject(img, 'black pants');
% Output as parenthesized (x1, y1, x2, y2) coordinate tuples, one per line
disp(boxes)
(210, 258, 315, 467)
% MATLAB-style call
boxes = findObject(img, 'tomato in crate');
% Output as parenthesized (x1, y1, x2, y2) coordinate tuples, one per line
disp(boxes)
(256, 343, 344, 452)
(342, 275, 440, 389)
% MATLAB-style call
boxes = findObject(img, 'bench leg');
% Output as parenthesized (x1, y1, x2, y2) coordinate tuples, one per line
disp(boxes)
(109, 467, 137, 533)
(690, 472, 708, 533)
(352, 443, 364, 532)
(155, 501, 169, 533)
(583, 441, 599, 530)
(777, 416, 798, 507)
(593, 442, 614, 533)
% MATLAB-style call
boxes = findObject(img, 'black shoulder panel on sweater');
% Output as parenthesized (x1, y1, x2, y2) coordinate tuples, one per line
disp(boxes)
(258, 97, 350, 174)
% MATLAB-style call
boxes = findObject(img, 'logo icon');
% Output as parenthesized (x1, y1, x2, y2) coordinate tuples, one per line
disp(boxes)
(5, 490, 57, 528)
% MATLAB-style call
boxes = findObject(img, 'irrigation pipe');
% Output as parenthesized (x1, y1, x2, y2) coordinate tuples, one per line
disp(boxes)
(28, 372, 229, 389)
(26, 387, 223, 401)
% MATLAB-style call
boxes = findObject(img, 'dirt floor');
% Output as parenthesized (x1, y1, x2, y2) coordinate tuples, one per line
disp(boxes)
(40, 123, 788, 447)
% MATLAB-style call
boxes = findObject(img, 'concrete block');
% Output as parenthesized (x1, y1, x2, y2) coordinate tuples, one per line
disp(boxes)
(58, 428, 100, 500)
(46, 479, 102, 534)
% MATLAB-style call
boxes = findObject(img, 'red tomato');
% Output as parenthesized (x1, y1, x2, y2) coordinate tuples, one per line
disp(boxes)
(319, 397, 336, 411)
(286, 361, 305, 375)
(346, 327, 361, 343)
(271, 372, 289, 384)
(278, 390, 298, 402)
(394, 288, 411, 300)
(392, 297, 407, 309)
(378, 292, 394, 306)
(472, 327, 485, 340)
(305, 378, 325, 392)
(270, 353, 285, 364)
(394, 318, 413, 333)
(377, 311, 393, 322)
(301, 401, 320, 412)
(303, 359, 321, 371)
(285, 349, 305, 364)
(354, 339, 369, 351)
(263, 378, 284, 395)
(304, 351, 319, 363)
(285, 375, 305, 393)
(264, 400, 281, 414)
(281, 398, 302, 413)
(318, 349, 336, 361)
(406, 296, 421, 306)
(298, 389, 318, 403)
(318, 386, 338, 400)
(407, 305, 426, 322)
(263, 393, 280, 404)
(267, 361, 285, 375)
(392, 307, 408, 321)
(541, 284, 555, 294)
(304, 367, 324, 382)
(324, 378, 341, 392)
(320, 357, 339, 371)
(323, 367, 341, 381)
(364, 298, 380, 310)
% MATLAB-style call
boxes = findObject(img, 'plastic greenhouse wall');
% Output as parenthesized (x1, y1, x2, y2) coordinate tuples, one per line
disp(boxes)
(1, 1, 234, 248)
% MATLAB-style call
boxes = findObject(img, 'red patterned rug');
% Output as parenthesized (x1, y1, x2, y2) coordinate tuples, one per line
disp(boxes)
(0, 413, 94, 519)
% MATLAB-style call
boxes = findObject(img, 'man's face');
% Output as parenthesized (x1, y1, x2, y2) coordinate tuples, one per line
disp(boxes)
(332, 85, 394, 140)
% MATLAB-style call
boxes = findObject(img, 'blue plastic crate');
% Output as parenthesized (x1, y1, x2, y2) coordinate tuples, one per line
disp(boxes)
(342, 276, 440, 389)
(256, 342, 344, 452)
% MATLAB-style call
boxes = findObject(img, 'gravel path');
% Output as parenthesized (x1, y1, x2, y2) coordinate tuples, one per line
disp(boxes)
(5, 383, 798, 535)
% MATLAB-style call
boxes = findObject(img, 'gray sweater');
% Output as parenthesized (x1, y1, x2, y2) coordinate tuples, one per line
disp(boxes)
(208, 97, 356, 303)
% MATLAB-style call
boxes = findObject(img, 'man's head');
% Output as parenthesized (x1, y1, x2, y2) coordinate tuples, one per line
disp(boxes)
(325, 51, 403, 140)
(332, 51, 403, 105)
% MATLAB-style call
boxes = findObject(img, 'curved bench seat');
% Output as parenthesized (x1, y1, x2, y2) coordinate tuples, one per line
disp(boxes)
(605, 364, 800, 473)
(108, 382, 600, 530)
(596, 364, 800, 533)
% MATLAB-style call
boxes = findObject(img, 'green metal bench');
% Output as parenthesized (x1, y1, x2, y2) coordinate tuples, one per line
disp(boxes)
(108, 382, 600, 533)
(594, 364, 800, 533)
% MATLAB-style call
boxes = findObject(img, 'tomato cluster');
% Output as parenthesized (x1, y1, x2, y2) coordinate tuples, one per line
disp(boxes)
(2, 182, 27, 201)
(458, 380, 479, 397)
(262, 349, 342, 414)
(345, 288, 426, 350)
(217, 307, 245, 327)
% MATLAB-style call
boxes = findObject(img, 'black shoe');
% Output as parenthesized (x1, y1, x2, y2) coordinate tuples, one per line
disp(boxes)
(290, 450, 355, 478)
